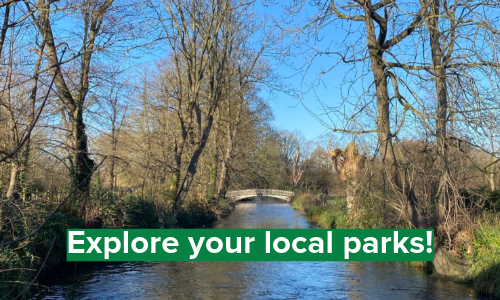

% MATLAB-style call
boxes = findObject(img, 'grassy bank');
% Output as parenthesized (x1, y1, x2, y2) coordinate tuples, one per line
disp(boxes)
(463, 214, 500, 298)
(291, 193, 350, 229)
(290, 192, 500, 297)
(291, 192, 387, 229)
(0, 189, 235, 299)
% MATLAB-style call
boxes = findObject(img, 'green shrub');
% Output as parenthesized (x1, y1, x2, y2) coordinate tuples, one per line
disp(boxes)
(177, 198, 216, 228)
(317, 205, 349, 229)
(176, 198, 234, 228)
(460, 188, 500, 212)
(0, 247, 32, 298)
(122, 194, 160, 228)
(0, 186, 236, 298)
(317, 208, 336, 228)
(35, 212, 83, 265)
(291, 194, 350, 229)
(0, 212, 82, 299)
(304, 205, 324, 223)
(465, 216, 500, 297)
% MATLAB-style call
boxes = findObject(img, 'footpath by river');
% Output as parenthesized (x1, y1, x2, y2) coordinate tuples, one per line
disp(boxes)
(34, 197, 479, 299)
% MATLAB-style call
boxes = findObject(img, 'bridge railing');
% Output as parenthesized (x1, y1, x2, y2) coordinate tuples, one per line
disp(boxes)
(226, 189, 295, 198)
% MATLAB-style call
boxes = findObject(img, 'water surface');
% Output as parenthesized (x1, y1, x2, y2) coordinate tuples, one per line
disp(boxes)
(34, 197, 477, 299)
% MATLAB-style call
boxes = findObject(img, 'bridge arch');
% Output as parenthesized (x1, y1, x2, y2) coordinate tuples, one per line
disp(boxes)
(225, 189, 295, 202)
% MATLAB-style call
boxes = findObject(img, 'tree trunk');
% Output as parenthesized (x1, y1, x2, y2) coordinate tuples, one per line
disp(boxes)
(215, 118, 237, 201)
(6, 161, 19, 199)
(208, 152, 218, 200)
(71, 108, 95, 225)
(216, 139, 232, 201)
(490, 136, 496, 191)
(171, 114, 215, 219)
(207, 120, 219, 200)
(328, 143, 365, 219)
(109, 106, 117, 191)
(215, 73, 245, 201)
(4, 30, 19, 200)
(345, 186, 356, 218)
(168, 138, 182, 199)
(490, 164, 495, 191)
(428, 0, 450, 224)
(18, 40, 45, 198)
(71, 108, 94, 192)
(426, 0, 471, 278)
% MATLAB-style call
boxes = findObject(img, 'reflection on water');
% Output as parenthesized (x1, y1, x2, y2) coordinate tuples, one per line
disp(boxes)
(211, 198, 316, 229)
(34, 197, 477, 299)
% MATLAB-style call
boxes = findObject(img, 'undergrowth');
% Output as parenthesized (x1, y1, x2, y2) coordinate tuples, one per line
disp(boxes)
(0, 186, 235, 299)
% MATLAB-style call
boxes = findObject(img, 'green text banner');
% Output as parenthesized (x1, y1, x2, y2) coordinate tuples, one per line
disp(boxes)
(67, 229, 434, 261)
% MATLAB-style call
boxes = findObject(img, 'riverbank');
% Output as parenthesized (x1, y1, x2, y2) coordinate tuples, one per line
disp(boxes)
(0, 192, 235, 299)
(290, 192, 500, 298)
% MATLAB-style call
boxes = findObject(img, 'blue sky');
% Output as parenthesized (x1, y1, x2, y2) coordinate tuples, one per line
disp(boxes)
(256, 1, 355, 142)
(265, 69, 343, 141)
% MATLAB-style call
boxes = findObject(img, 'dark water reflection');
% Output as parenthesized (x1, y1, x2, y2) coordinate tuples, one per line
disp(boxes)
(34, 197, 478, 299)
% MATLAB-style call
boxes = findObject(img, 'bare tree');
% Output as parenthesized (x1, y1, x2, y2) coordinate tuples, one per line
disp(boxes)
(33, 0, 114, 224)
(153, 0, 277, 218)
(214, 56, 272, 201)
(281, 0, 500, 277)
(0, 1, 47, 204)
(155, 0, 247, 219)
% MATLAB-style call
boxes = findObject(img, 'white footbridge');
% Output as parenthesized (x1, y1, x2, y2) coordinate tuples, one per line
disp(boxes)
(225, 189, 295, 201)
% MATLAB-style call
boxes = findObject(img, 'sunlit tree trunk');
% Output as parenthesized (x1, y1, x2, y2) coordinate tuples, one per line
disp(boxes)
(329, 143, 365, 219)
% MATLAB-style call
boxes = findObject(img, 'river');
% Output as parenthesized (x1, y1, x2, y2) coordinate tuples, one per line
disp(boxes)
(34, 197, 479, 299)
